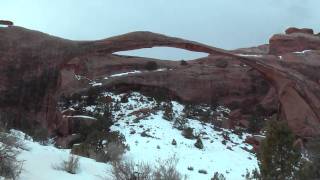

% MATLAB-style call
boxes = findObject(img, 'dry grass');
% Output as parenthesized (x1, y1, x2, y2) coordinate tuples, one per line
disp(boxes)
(53, 154, 80, 174)
(109, 155, 186, 180)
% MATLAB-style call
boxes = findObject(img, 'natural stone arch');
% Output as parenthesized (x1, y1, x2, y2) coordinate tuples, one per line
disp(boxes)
(76, 31, 320, 137)
(1, 26, 319, 137)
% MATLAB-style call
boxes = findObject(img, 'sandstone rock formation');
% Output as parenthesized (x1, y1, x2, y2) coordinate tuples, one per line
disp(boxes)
(269, 27, 320, 55)
(0, 26, 320, 139)
(285, 27, 314, 35)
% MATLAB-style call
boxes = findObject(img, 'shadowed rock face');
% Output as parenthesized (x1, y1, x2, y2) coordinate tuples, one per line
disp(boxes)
(0, 26, 319, 138)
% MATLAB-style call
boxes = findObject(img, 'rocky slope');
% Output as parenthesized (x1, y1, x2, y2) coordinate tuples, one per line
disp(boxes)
(2, 91, 258, 180)
(0, 26, 320, 140)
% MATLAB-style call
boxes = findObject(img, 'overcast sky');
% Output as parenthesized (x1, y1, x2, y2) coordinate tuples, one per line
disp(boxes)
(1, 0, 320, 60)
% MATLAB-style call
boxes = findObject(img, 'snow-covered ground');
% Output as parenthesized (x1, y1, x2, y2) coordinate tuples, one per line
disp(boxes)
(105, 92, 258, 179)
(4, 92, 257, 180)
(1, 130, 110, 180)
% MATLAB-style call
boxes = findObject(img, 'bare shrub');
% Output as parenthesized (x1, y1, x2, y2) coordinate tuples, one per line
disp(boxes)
(0, 130, 24, 180)
(53, 154, 80, 174)
(110, 160, 153, 180)
(74, 130, 127, 163)
(173, 116, 188, 130)
(153, 156, 186, 180)
(109, 156, 186, 180)
(102, 142, 126, 162)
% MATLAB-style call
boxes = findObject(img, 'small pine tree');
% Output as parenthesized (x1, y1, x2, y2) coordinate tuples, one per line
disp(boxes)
(100, 103, 114, 130)
(144, 61, 158, 71)
(258, 119, 301, 180)
(194, 137, 204, 149)
(245, 168, 261, 180)
(248, 114, 264, 134)
(70, 93, 82, 104)
(296, 137, 320, 179)
(163, 102, 174, 121)
(180, 60, 188, 66)
(171, 139, 177, 146)
(86, 88, 100, 106)
(183, 104, 193, 118)
(211, 172, 226, 180)
(248, 105, 267, 134)
(200, 110, 211, 122)
(60, 94, 71, 109)
(173, 115, 188, 130)
(296, 160, 318, 180)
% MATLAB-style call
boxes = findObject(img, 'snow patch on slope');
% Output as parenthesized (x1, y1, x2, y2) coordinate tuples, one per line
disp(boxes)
(109, 70, 142, 78)
(4, 130, 111, 180)
(104, 92, 258, 179)
(104, 69, 169, 80)
(236, 54, 263, 58)
(7, 92, 257, 180)
(293, 50, 312, 54)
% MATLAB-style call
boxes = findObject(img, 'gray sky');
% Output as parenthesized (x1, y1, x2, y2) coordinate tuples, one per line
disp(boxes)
(1, 0, 320, 60)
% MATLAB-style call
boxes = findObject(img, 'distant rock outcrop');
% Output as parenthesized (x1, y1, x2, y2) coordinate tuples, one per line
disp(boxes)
(0, 26, 320, 139)
(285, 27, 314, 35)
(269, 27, 320, 55)
(0, 20, 13, 26)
